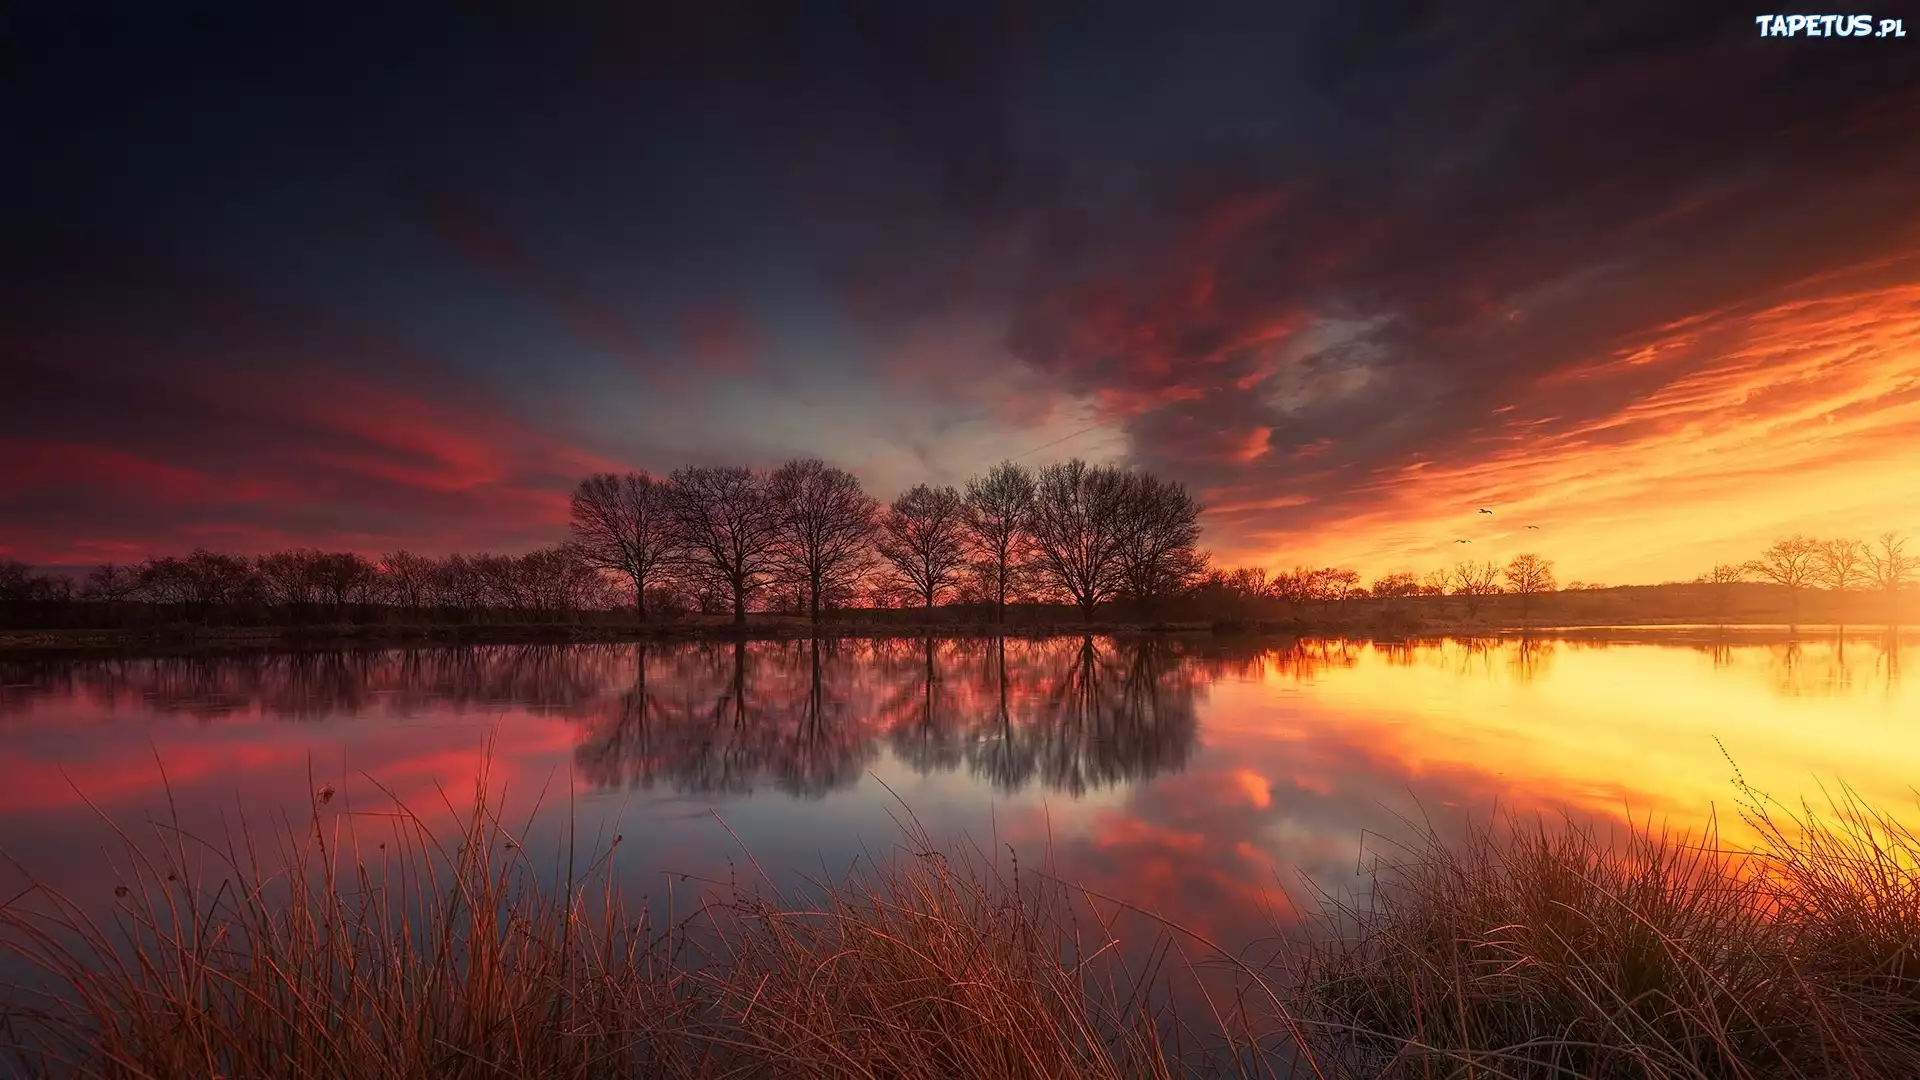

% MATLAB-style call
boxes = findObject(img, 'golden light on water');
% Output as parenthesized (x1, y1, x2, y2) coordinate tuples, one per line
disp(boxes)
(1206, 636, 1915, 847)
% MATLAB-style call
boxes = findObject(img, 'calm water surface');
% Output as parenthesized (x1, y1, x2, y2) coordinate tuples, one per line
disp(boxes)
(0, 633, 1910, 957)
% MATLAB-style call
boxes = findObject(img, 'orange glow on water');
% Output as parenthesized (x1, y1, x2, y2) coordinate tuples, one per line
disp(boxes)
(0, 634, 1910, 954)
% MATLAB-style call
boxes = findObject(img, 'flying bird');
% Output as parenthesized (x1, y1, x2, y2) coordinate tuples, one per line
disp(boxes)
(1526, 525, 1540, 530)
(1455, 539, 1472, 544)
(1478, 508, 1494, 514)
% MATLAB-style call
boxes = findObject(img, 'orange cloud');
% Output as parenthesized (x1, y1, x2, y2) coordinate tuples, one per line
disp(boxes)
(1228, 273, 1920, 583)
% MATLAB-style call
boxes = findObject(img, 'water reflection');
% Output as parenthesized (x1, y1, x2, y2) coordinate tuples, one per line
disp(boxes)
(2, 632, 1917, 995)
(0, 638, 1205, 802)
(563, 636, 1201, 799)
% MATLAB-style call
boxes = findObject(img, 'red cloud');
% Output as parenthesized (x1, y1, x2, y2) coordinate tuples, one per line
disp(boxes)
(0, 439, 224, 504)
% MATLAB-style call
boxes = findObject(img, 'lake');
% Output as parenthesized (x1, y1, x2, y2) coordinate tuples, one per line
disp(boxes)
(0, 632, 1911, 973)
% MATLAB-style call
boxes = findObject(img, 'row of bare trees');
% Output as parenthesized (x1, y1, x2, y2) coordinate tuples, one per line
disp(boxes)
(568, 457, 1205, 625)
(1193, 554, 1559, 619)
(0, 456, 1206, 629)
(1700, 532, 1914, 622)
(0, 546, 622, 627)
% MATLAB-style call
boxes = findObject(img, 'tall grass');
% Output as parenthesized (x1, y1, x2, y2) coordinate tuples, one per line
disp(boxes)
(9, 761, 1920, 1080)
(0, 760, 1191, 1080)
(1291, 780, 1920, 1079)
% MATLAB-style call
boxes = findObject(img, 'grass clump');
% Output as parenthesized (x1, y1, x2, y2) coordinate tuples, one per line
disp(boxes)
(1292, 784, 1920, 1079)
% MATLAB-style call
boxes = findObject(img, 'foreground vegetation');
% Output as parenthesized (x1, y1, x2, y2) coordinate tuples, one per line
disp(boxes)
(5, 767, 1920, 1078)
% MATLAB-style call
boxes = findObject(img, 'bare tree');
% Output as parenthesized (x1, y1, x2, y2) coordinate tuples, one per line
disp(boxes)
(568, 471, 680, 621)
(1503, 553, 1556, 622)
(433, 554, 487, 616)
(1370, 572, 1421, 599)
(768, 457, 878, 621)
(876, 483, 969, 611)
(1228, 566, 1272, 599)
(962, 461, 1037, 623)
(82, 563, 140, 603)
(1695, 563, 1747, 620)
(1450, 559, 1504, 618)
(1321, 568, 1362, 614)
(665, 465, 783, 625)
(1746, 534, 1822, 625)
(255, 549, 322, 614)
(1114, 471, 1206, 608)
(517, 545, 604, 617)
(1817, 538, 1871, 592)
(1271, 567, 1315, 611)
(1816, 537, 1872, 630)
(310, 552, 376, 613)
(1027, 459, 1131, 620)
(1866, 531, 1914, 624)
(380, 550, 437, 615)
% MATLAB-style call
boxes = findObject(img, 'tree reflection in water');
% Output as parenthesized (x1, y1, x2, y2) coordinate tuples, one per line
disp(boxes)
(0, 638, 1206, 800)
(572, 635, 1203, 799)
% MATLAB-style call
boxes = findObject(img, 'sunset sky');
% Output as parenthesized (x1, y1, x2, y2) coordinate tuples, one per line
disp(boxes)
(5, 3, 1918, 586)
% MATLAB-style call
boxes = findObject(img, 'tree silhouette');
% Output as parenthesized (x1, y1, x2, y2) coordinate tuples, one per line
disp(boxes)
(1369, 572, 1420, 600)
(1449, 559, 1504, 617)
(1816, 537, 1872, 633)
(1747, 535, 1822, 627)
(1695, 563, 1747, 622)
(378, 550, 435, 617)
(81, 563, 139, 604)
(568, 471, 680, 621)
(961, 461, 1037, 623)
(875, 484, 969, 610)
(767, 458, 878, 622)
(1028, 459, 1130, 620)
(1866, 531, 1914, 625)
(1503, 553, 1556, 623)
(665, 466, 782, 625)
(1114, 471, 1206, 609)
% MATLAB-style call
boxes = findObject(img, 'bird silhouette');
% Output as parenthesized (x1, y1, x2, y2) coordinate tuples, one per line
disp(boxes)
(1478, 508, 1494, 514)
(1526, 525, 1540, 530)
(1455, 539, 1472, 544)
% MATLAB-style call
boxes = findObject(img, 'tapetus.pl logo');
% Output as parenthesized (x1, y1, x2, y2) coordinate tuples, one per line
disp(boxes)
(1755, 13, 1906, 36)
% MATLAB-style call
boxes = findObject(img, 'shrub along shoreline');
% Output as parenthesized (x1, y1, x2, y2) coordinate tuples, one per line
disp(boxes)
(3, 763, 1919, 1079)
(1, 608, 1885, 653)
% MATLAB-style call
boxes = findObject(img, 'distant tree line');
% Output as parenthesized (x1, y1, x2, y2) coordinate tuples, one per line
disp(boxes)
(0, 457, 1207, 629)
(0, 546, 620, 628)
(1697, 532, 1914, 623)
(1188, 553, 1561, 621)
(4, 463, 1911, 630)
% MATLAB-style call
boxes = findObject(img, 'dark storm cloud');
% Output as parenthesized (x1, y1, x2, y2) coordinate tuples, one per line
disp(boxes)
(969, 3, 1920, 516)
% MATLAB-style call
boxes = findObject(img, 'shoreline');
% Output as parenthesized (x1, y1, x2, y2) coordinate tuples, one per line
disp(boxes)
(0, 615, 1901, 654)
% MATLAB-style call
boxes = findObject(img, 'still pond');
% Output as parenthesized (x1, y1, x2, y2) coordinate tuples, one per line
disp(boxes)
(0, 632, 1910, 961)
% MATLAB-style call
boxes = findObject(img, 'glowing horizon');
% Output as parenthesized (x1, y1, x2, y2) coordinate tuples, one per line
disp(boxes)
(7, 8, 1917, 587)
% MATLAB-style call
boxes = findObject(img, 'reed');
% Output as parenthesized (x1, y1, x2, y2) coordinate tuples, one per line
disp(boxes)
(9, 760, 1920, 1080)
(1291, 781, 1920, 1079)
(0, 761, 1186, 1080)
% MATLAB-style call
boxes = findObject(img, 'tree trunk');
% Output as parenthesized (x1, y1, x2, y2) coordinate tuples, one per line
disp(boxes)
(635, 577, 647, 624)
(1079, 596, 1096, 622)
(809, 576, 820, 623)
(732, 585, 747, 626)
